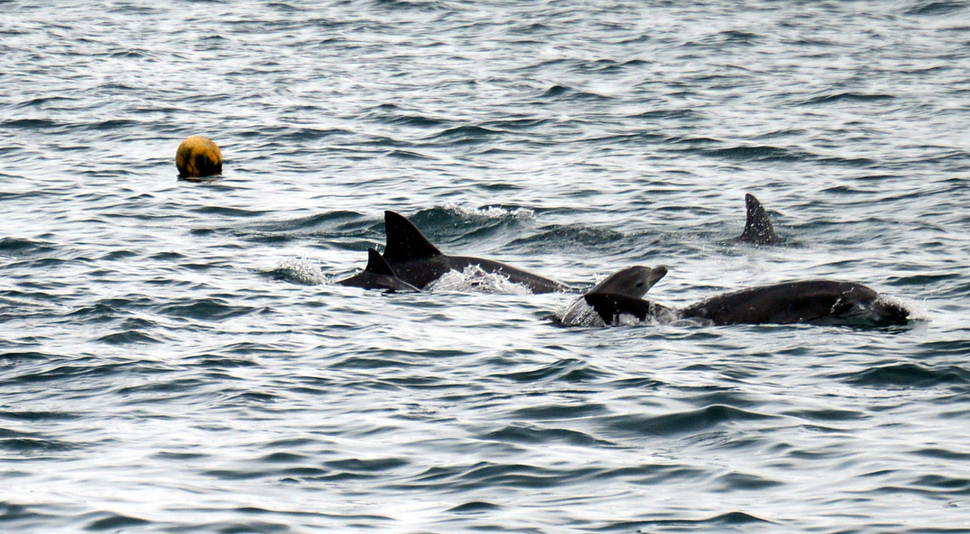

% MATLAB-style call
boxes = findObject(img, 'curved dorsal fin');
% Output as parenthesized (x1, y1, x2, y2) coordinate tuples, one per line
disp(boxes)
(739, 193, 782, 245)
(364, 248, 396, 276)
(383, 210, 442, 263)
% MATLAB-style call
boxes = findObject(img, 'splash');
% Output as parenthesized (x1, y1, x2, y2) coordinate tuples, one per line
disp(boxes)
(556, 297, 684, 327)
(426, 265, 533, 295)
(269, 258, 329, 286)
(557, 298, 602, 327)
(442, 203, 534, 220)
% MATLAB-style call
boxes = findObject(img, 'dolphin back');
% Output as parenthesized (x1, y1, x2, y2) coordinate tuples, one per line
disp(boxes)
(682, 280, 909, 326)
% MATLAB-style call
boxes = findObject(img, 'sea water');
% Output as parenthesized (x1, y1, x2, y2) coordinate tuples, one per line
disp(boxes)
(2, 1, 970, 532)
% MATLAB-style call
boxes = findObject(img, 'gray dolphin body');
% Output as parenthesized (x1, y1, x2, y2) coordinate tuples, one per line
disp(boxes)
(584, 277, 909, 327)
(738, 193, 783, 245)
(680, 281, 909, 325)
(336, 248, 421, 292)
(381, 210, 569, 293)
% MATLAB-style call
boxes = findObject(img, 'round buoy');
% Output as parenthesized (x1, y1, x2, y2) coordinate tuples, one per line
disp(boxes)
(176, 136, 223, 178)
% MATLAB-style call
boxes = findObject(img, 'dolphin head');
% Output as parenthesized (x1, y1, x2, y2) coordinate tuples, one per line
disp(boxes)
(587, 265, 668, 298)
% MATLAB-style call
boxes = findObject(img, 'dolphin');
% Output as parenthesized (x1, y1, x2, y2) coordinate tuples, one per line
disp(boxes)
(738, 193, 782, 245)
(336, 248, 421, 292)
(583, 273, 909, 327)
(559, 265, 668, 326)
(381, 210, 569, 293)
(680, 280, 909, 325)
(587, 265, 669, 298)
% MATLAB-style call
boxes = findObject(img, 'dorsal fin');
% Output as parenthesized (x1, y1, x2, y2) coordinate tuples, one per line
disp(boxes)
(739, 193, 782, 245)
(363, 248, 397, 276)
(382, 210, 443, 263)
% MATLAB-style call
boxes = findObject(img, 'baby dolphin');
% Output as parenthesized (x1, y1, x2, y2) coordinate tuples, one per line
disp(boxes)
(587, 265, 669, 298)
(559, 265, 668, 326)
(381, 210, 569, 293)
(336, 248, 420, 292)
(738, 193, 782, 245)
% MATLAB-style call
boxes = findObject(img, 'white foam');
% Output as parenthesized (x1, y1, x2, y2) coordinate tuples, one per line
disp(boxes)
(426, 265, 533, 295)
(274, 258, 330, 286)
(556, 296, 684, 327)
(442, 203, 534, 220)
(882, 295, 930, 322)
(557, 297, 605, 327)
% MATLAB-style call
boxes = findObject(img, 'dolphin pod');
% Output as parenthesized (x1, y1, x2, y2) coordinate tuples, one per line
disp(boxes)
(335, 196, 912, 327)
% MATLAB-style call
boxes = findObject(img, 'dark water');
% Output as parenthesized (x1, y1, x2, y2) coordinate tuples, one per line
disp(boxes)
(3, 1, 970, 532)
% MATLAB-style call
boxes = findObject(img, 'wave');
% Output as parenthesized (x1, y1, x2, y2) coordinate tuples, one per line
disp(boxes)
(493, 358, 606, 384)
(482, 424, 610, 446)
(602, 404, 775, 437)
(836, 362, 970, 389)
(160, 298, 264, 321)
(191, 210, 377, 247)
(905, 1, 968, 16)
(799, 92, 896, 106)
(83, 513, 150, 531)
(96, 330, 162, 345)
(625, 510, 775, 530)
(0, 237, 58, 256)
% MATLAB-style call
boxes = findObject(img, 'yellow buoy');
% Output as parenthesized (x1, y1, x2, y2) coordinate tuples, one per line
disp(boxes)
(176, 136, 223, 178)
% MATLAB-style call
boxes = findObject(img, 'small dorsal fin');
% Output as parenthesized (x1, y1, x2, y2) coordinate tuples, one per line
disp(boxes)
(739, 193, 782, 245)
(382, 210, 443, 263)
(364, 248, 397, 276)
